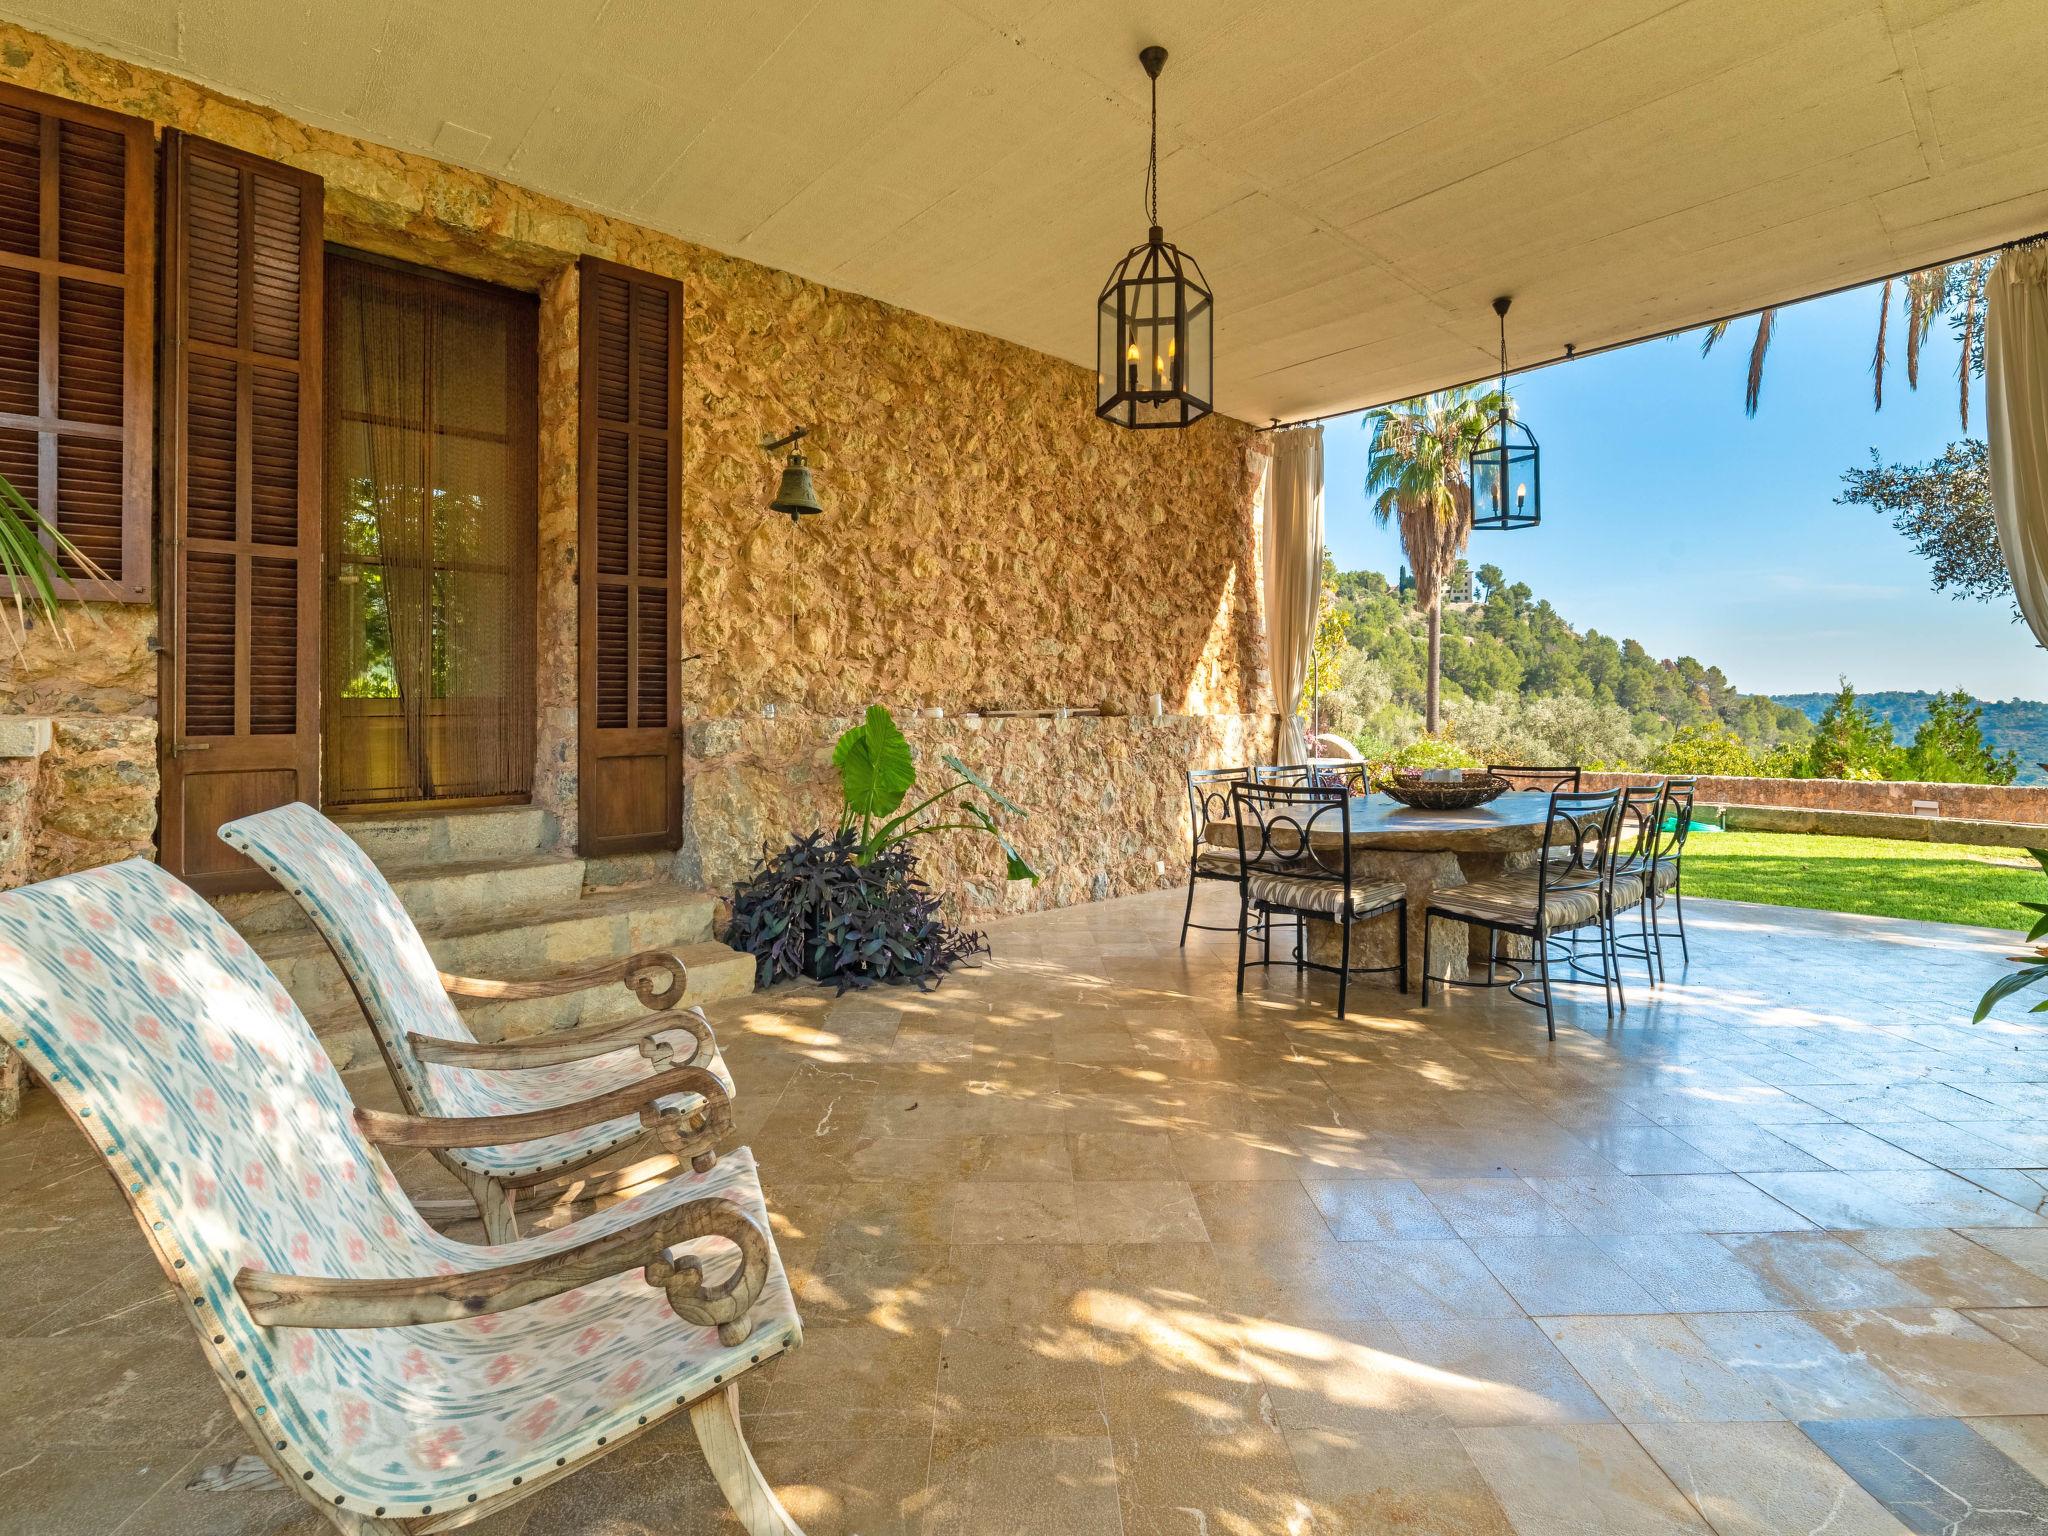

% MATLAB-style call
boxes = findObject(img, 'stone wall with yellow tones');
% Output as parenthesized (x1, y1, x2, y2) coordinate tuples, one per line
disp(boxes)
(0, 23, 1271, 914)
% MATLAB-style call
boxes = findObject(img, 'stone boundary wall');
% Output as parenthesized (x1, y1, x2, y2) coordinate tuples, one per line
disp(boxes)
(680, 712, 1268, 920)
(1582, 771, 2048, 827)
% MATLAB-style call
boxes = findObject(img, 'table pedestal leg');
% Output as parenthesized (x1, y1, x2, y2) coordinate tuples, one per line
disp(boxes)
(1302, 848, 1470, 995)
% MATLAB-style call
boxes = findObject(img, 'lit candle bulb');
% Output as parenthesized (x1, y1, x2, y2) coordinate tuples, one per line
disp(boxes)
(1126, 339, 1139, 394)
(1515, 482, 1527, 509)
(1168, 333, 1179, 388)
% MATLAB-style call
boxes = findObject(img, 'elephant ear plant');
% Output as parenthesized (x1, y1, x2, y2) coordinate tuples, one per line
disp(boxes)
(728, 705, 1037, 992)
(1976, 847, 2048, 1023)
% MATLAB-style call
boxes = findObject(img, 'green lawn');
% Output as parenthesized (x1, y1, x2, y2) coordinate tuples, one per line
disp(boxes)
(1680, 829, 2041, 931)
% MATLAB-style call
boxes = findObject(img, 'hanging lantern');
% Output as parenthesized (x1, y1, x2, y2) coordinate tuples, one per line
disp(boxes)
(1096, 46, 1213, 430)
(761, 427, 823, 522)
(1468, 296, 1539, 531)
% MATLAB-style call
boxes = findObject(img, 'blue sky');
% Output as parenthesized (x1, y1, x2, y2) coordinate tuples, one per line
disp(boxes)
(1321, 278, 2043, 701)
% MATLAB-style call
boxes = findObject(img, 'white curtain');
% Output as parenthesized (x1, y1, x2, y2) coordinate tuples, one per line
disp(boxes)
(1262, 425, 1325, 765)
(1988, 243, 2048, 651)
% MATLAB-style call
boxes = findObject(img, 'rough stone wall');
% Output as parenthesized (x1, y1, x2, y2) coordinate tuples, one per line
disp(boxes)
(1583, 771, 2048, 826)
(0, 24, 1271, 904)
(683, 712, 1265, 919)
(0, 604, 158, 881)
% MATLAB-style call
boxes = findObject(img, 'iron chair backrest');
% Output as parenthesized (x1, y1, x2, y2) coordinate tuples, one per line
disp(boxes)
(1308, 761, 1369, 795)
(1490, 764, 1583, 793)
(1252, 763, 1314, 785)
(1615, 782, 1667, 875)
(1658, 778, 1698, 861)
(1230, 780, 1353, 888)
(1537, 787, 1624, 907)
(1186, 767, 1252, 853)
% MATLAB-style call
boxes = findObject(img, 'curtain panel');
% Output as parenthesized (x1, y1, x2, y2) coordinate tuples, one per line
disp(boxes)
(1262, 425, 1325, 766)
(1989, 243, 2048, 653)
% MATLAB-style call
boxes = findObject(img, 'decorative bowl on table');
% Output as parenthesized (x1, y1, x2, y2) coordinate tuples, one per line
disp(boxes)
(1377, 770, 1509, 811)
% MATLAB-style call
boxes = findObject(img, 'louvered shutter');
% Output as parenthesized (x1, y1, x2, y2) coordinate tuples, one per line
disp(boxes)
(0, 84, 153, 602)
(577, 256, 682, 855)
(158, 133, 322, 890)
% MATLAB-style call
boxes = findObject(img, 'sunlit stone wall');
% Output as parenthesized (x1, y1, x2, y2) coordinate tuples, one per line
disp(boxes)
(0, 23, 1272, 910)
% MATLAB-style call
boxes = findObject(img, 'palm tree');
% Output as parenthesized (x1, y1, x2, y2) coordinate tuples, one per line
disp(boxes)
(1363, 386, 1504, 733)
(1703, 256, 1996, 426)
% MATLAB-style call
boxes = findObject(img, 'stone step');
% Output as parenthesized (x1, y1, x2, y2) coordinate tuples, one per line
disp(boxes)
(217, 852, 589, 937)
(331, 803, 552, 867)
(308, 938, 758, 1072)
(257, 882, 726, 1040)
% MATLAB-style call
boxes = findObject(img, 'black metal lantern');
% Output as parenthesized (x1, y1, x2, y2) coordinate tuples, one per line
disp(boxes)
(1096, 46, 1212, 430)
(1468, 295, 1539, 531)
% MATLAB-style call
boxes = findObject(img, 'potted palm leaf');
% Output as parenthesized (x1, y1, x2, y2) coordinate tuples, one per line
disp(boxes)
(0, 470, 101, 654)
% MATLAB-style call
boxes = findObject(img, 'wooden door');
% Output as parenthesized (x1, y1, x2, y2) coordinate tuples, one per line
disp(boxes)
(576, 256, 682, 856)
(158, 134, 322, 890)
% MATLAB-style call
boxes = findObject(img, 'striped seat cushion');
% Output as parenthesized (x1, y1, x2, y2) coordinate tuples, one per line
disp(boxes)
(1429, 873, 1603, 933)
(1245, 871, 1403, 917)
(1195, 847, 1245, 875)
(1652, 861, 1681, 894)
(1612, 872, 1645, 912)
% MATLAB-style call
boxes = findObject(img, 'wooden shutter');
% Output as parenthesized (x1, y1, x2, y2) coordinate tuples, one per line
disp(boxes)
(0, 83, 153, 602)
(577, 256, 682, 856)
(158, 133, 322, 890)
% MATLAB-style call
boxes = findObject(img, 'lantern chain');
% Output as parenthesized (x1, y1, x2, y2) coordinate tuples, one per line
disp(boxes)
(1145, 69, 1159, 227)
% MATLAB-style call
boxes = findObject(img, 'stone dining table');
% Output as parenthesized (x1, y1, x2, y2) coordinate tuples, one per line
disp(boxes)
(1205, 790, 1560, 994)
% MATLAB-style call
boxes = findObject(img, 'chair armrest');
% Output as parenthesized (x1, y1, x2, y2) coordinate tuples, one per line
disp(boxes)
(235, 1194, 769, 1344)
(438, 949, 686, 1011)
(355, 1063, 733, 1166)
(408, 1006, 715, 1071)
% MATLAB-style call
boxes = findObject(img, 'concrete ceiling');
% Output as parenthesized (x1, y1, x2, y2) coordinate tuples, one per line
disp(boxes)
(17, 0, 2048, 421)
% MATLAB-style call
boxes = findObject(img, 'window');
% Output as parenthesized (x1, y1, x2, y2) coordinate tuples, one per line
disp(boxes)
(0, 83, 153, 602)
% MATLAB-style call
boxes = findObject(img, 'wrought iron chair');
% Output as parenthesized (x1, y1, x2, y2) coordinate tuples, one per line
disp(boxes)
(1251, 763, 1315, 785)
(1487, 764, 1582, 793)
(1649, 778, 1698, 972)
(1607, 782, 1665, 989)
(1182, 766, 1253, 945)
(1422, 787, 1625, 1038)
(0, 859, 806, 1536)
(1229, 781, 1406, 1020)
(220, 802, 734, 1242)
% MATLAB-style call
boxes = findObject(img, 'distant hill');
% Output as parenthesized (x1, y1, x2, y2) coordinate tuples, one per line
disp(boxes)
(1775, 691, 2048, 785)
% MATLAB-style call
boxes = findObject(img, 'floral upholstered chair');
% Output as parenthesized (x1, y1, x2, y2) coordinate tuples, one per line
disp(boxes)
(0, 859, 805, 1535)
(220, 803, 736, 1240)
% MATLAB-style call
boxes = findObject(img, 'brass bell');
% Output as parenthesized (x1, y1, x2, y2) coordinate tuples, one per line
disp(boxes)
(762, 427, 824, 522)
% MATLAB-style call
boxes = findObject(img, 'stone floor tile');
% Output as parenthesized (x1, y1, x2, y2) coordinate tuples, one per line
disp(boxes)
(918, 1433, 1120, 1536)
(1573, 1124, 1732, 1175)
(1746, 1170, 2048, 1230)
(1629, 1173, 1816, 1233)
(1392, 1318, 1617, 1428)
(1769, 1121, 1941, 1172)
(1839, 1229, 2048, 1307)
(1677, 1311, 1928, 1421)
(1416, 1176, 1583, 1238)
(1284, 1418, 1516, 1535)
(1112, 1425, 1316, 1536)
(1339, 1239, 1525, 1320)
(1067, 1130, 1177, 1181)
(934, 1324, 1105, 1435)
(945, 1179, 1077, 1244)
(1593, 1232, 1799, 1313)
(1805, 1307, 2048, 1418)
(1537, 1314, 1786, 1424)
(1800, 1417, 2048, 1535)
(1301, 1176, 1456, 1240)
(1630, 1421, 1911, 1536)
(1188, 1178, 1337, 1245)
(1459, 1423, 1717, 1535)
(1713, 1231, 1938, 1309)
(1465, 1234, 1668, 1317)
(1066, 1179, 1208, 1244)
(1664, 1123, 1832, 1174)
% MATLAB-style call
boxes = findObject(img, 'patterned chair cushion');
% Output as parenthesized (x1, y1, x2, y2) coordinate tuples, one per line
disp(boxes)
(0, 861, 798, 1516)
(1245, 871, 1403, 917)
(1611, 872, 1645, 913)
(1195, 847, 1244, 876)
(219, 803, 732, 1180)
(1652, 861, 1681, 894)
(1429, 872, 1604, 933)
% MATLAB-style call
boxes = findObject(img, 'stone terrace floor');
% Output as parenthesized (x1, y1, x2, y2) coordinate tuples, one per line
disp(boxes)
(12, 888, 2048, 1533)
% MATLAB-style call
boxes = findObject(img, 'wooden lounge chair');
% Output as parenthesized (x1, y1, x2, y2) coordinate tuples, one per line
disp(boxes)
(219, 802, 736, 1241)
(0, 859, 806, 1535)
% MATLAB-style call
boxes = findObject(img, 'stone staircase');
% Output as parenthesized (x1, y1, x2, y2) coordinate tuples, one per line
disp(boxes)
(214, 805, 756, 1070)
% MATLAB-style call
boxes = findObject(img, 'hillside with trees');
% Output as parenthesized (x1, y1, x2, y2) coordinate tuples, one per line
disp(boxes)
(1313, 564, 2028, 786)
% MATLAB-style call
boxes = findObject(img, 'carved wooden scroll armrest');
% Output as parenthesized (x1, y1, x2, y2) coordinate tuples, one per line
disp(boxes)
(408, 1006, 715, 1071)
(438, 949, 687, 1011)
(235, 1195, 770, 1343)
(355, 1062, 734, 1172)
